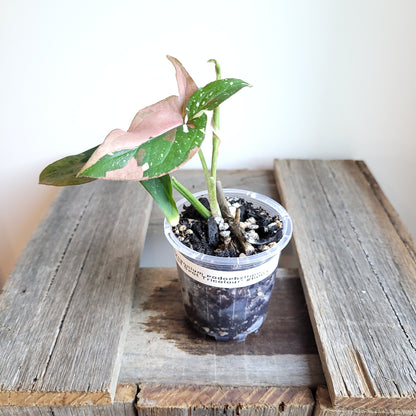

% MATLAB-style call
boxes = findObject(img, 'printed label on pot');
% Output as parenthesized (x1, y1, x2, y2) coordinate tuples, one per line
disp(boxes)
(174, 251, 280, 288)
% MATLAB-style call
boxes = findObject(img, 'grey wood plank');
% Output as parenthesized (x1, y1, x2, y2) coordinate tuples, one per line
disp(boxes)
(119, 267, 325, 387)
(355, 161, 416, 263)
(136, 383, 315, 416)
(0, 384, 136, 415)
(274, 159, 416, 410)
(0, 181, 152, 405)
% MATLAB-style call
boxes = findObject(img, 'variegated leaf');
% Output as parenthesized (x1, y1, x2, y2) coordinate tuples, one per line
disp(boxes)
(79, 113, 207, 181)
(186, 78, 250, 121)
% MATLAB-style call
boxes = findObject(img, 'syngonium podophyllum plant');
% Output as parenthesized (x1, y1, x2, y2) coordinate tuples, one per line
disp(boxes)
(39, 56, 249, 225)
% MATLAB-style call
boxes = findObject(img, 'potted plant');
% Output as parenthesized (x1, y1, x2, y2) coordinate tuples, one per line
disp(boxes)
(40, 56, 292, 342)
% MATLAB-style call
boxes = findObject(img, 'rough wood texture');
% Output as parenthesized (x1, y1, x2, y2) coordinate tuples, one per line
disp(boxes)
(314, 386, 416, 416)
(274, 159, 416, 410)
(0, 181, 152, 405)
(0, 384, 136, 415)
(136, 384, 315, 416)
(119, 267, 324, 387)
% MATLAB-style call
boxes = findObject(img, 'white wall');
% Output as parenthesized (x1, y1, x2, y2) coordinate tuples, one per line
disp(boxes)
(1, 0, 415, 285)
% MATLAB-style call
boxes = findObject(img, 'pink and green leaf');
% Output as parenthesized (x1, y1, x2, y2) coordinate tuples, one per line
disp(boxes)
(77, 78, 249, 182)
(79, 113, 207, 180)
(77, 56, 200, 181)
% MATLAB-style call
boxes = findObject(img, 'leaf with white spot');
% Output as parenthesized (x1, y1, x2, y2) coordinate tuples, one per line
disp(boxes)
(78, 113, 207, 181)
(186, 78, 250, 121)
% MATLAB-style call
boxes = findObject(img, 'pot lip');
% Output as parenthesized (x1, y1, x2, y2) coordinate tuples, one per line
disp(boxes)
(164, 188, 293, 267)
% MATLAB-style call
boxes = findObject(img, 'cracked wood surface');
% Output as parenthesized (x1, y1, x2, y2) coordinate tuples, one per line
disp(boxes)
(315, 386, 416, 415)
(136, 384, 315, 416)
(0, 384, 137, 415)
(0, 181, 152, 406)
(274, 160, 416, 410)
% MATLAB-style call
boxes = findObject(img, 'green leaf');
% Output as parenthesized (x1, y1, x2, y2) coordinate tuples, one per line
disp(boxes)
(39, 146, 99, 186)
(186, 78, 250, 121)
(137, 113, 207, 178)
(141, 175, 179, 225)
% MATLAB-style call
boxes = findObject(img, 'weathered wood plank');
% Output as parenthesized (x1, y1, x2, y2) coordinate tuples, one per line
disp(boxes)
(314, 386, 416, 416)
(0, 181, 152, 405)
(0, 384, 137, 415)
(136, 384, 315, 416)
(274, 159, 416, 410)
(119, 267, 324, 387)
(354, 161, 416, 263)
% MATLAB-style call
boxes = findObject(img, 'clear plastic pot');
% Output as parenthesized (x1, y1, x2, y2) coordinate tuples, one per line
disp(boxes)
(164, 189, 293, 342)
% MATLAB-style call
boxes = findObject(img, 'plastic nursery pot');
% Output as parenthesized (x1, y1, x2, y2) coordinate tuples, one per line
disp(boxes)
(164, 189, 293, 342)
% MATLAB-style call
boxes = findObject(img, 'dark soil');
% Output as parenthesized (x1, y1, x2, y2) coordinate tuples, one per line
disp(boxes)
(173, 197, 283, 257)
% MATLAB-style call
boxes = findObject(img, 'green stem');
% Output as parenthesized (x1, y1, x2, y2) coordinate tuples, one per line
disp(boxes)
(198, 149, 210, 184)
(207, 59, 222, 217)
(198, 137, 221, 218)
(171, 176, 211, 220)
(207, 176, 221, 218)
(209, 59, 221, 183)
(209, 59, 221, 132)
(211, 132, 220, 179)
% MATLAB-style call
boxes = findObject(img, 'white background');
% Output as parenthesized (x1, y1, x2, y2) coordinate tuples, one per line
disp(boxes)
(1, 0, 415, 285)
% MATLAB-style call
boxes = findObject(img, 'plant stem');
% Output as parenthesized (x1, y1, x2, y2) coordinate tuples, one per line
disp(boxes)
(198, 149, 210, 184)
(207, 176, 221, 218)
(209, 59, 221, 180)
(171, 176, 211, 219)
(198, 149, 221, 217)
(211, 132, 220, 179)
(208, 59, 222, 130)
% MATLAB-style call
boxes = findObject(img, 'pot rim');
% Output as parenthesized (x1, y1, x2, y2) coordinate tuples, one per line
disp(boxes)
(164, 188, 293, 267)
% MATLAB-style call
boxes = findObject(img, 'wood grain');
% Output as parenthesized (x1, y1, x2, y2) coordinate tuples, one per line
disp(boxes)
(274, 159, 416, 410)
(0, 181, 152, 405)
(119, 267, 325, 387)
(136, 383, 315, 416)
(315, 386, 416, 416)
(0, 385, 136, 416)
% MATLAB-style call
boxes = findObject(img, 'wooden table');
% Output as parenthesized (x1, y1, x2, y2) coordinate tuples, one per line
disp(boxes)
(0, 161, 415, 416)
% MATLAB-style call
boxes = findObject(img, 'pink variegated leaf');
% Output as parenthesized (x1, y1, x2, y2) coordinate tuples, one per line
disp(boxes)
(78, 56, 198, 180)
(78, 113, 207, 180)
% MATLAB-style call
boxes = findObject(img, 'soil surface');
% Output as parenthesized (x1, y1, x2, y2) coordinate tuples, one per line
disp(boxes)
(173, 197, 283, 257)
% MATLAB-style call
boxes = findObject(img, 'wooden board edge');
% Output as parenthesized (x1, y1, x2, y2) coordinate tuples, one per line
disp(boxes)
(115, 383, 138, 404)
(273, 159, 334, 398)
(136, 384, 315, 412)
(354, 160, 416, 262)
(108, 195, 153, 403)
(0, 384, 136, 408)
(0, 390, 112, 406)
(315, 386, 416, 415)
